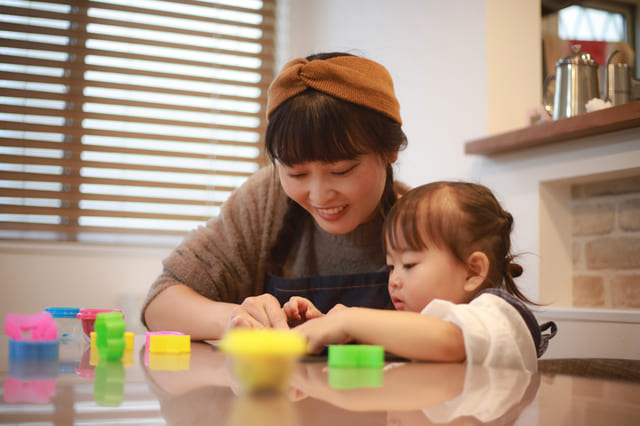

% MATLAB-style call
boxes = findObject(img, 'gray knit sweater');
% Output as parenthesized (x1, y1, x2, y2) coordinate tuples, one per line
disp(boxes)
(141, 165, 406, 326)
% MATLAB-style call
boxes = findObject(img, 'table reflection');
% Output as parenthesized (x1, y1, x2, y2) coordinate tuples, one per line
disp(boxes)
(141, 341, 539, 426)
(2, 335, 638, 426)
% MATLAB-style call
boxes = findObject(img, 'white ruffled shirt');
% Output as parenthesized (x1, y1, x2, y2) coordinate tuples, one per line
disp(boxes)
(421, 291, 539, 372)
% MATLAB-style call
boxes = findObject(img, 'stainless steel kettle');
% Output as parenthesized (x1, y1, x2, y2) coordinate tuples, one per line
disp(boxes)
(602, 49, 640, 105)
(544, 45, 602, 120)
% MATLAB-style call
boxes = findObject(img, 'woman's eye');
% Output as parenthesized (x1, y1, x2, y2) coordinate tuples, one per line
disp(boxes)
(332, 164, 357, 175)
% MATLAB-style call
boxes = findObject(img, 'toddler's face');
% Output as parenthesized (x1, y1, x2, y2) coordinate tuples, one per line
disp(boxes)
(386, 243, 470, 312)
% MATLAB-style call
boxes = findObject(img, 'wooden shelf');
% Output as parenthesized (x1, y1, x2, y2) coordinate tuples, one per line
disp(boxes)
(465, 100, 640, 155)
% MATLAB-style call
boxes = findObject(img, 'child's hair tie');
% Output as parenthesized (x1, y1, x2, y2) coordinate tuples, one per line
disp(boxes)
(507, 262, 523, 278)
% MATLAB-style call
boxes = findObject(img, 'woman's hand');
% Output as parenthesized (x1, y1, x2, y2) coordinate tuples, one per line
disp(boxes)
(283, 296, 324, 327)
(226, 293, 289, 330)
(294, 305, 352, 353)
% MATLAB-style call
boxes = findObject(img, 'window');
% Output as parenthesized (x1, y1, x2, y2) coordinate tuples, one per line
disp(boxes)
(541, 0, 638, 82)
(558, 4, 629, 42)
(0, 0, 275, 245)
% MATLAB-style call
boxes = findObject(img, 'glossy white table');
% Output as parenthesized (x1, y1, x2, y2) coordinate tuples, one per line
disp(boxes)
(1, 335, 638, 425)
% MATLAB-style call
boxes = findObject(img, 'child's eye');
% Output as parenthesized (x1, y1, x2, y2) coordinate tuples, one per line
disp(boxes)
(386, 264, 394, 272)
(403, 263, 416, 270)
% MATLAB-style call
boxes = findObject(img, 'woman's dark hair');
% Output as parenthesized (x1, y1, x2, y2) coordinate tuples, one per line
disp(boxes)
(265, 52, 407, 275)
(384, 181, 533, 304)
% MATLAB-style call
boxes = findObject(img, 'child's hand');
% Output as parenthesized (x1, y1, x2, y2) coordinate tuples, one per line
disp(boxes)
(327, 303, 347, 314)
(294, 308, 352, 354)
(283, 296, 324, 327)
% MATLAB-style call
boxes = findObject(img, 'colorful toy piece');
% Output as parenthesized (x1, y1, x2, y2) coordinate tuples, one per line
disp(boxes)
(327, 345, 385, 390)
(76, 309, 123, 341)
(146, 331, 191, 354)
(124, 332, 134, 351)
(94, 312, 126, 361)
(5, 312, 57, 341)
(218, 328, 306, 394)
(90, 331, 134, 366)
(328, 345, 384, 368)
(92, 331, 134, 350)
(5, 312, 59, 361)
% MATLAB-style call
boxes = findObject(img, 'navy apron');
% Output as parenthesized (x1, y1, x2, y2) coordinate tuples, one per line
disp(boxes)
(265, 271, 392, 313)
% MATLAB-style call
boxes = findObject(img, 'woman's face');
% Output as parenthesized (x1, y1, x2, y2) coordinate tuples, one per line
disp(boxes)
(278, 153, 395, 235)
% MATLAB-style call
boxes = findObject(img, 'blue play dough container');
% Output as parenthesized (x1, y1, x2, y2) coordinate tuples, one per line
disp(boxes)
(9, 339, 59, 360)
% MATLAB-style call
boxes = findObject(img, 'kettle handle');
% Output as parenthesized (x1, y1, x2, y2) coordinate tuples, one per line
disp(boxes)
(543, 73, 555, 116)
(603, 49, 619, 103)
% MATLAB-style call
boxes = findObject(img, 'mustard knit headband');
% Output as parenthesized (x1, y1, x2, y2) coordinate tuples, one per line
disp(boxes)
(266, 56, 402, 125)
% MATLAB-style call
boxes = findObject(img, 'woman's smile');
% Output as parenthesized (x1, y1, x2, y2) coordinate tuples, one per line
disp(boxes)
(316, 204, 348, 220)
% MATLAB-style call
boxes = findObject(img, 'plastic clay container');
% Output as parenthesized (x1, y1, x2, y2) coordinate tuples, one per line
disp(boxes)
(76, 309, 123, 342)
(146, 331, 191, 354)
(327, 345, 384, 389)
(45, 307, 82, 343)
(5, 312, 60, 362)
(8, 340, 59, 361)
(218, 329, 306, 394)
(328, 344, 384, 368)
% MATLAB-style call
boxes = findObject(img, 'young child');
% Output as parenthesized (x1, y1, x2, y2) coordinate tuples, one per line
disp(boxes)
(285, 181, 557, 371)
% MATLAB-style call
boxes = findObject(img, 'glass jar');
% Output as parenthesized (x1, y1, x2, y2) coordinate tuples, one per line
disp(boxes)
(45, 307, 84, 372)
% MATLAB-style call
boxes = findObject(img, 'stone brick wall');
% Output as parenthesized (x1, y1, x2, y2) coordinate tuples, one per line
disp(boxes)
(572, 175, 640, 309)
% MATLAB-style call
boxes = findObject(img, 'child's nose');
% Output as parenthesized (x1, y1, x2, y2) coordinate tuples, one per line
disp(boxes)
(388, 271, 401, 289)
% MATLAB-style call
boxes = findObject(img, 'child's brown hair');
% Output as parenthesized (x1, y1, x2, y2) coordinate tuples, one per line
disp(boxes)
(384, 181, 533, 304)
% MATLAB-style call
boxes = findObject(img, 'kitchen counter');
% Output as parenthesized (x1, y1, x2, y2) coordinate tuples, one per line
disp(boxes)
(465, 100, 640, 155)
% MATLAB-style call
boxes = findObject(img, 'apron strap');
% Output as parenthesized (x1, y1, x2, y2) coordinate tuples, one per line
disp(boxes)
(265, 271, 391, 313)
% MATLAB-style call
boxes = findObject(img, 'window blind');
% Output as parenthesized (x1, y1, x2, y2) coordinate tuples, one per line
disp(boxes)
(0, 0, 275, 245)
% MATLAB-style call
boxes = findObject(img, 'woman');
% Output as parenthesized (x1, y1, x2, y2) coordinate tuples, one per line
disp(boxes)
(142, 52, 408, 340)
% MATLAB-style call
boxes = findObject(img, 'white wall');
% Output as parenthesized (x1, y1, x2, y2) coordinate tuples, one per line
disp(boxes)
(0, 0, 544, 327)
(285, 0, 542, 299)
(0, 242, 169, 333)
(286, 0, 487, 186)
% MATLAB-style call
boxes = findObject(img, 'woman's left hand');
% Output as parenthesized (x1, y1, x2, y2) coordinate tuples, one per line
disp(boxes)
(226, 293, 289, 330)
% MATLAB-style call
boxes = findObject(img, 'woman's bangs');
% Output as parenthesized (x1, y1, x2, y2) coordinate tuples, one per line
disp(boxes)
(278, 122, 362, 166)
(267, 91, 374, 165)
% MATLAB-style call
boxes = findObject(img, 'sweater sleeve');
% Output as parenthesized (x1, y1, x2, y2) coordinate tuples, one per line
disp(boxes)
(421, 294, 539, 372)
(140, 165, 289, 326)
